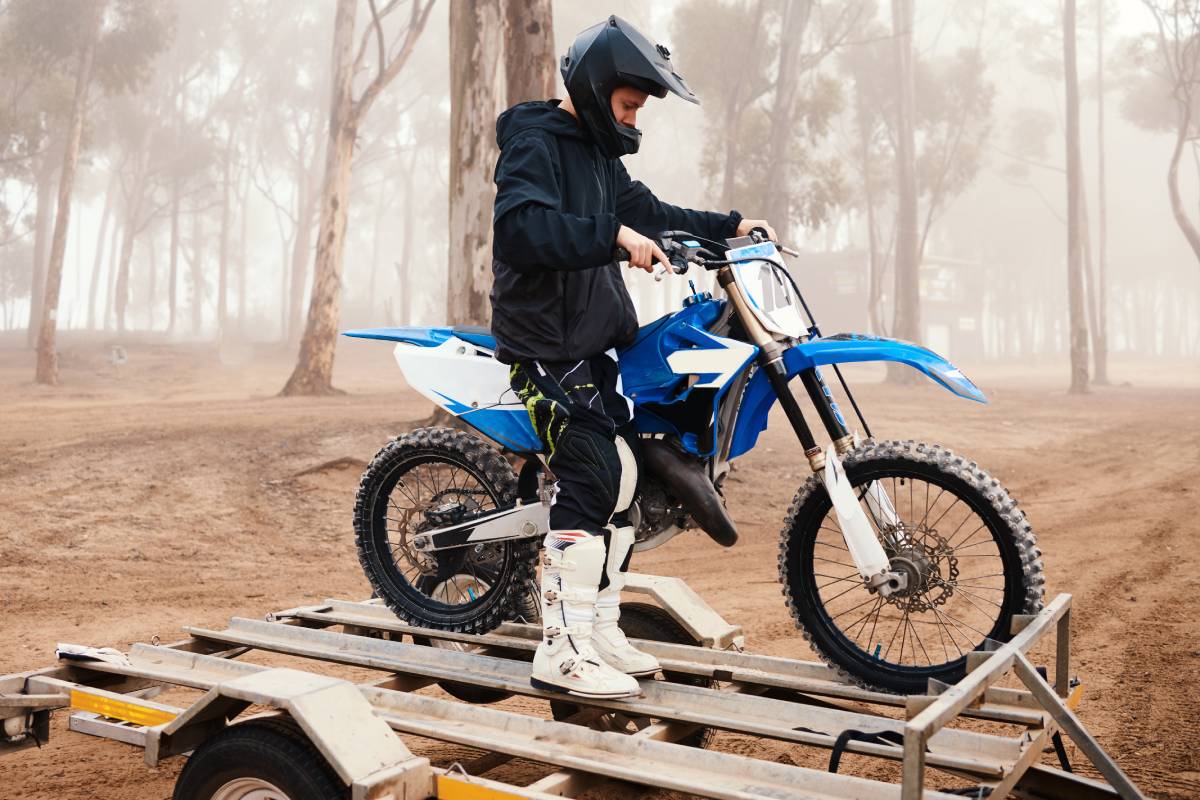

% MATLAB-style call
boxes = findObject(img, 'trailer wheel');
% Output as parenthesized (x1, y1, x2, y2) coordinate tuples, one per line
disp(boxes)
(173, 716, 346, 800)
(551, 603, 715, 749)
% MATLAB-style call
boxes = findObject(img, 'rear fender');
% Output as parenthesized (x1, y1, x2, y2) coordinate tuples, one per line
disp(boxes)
(727, 333, 984, 459)
(344, 330, 541, 454)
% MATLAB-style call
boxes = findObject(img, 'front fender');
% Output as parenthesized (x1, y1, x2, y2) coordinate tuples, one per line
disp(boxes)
(789, 333, 986, 403)
(726, 333, 984, 460)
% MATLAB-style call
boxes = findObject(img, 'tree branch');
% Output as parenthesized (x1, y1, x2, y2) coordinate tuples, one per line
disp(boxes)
(350, 0, 435, 129)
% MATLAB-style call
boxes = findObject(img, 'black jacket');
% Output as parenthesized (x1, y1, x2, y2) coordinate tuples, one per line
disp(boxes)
(489, 100, 741, 364)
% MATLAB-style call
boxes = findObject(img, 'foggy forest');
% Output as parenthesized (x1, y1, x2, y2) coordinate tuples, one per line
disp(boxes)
(5, 3, 1200, 798)
(3, 0, 1199, 391)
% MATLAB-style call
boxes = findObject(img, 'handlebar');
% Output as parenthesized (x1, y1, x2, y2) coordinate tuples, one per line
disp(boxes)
(613, 229, 797, 278)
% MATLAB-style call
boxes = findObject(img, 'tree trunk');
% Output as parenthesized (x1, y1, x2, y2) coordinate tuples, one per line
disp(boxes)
(890, 0, 921, 381)
(147, 233, 158, 329)
(288, 173, 315, 343)
(34, 0, 103, 383)
(105, 218, 120, 330)
(238, 173, 249, 334)
(718, 2, 764, 211)
(282, 0, 431, 393)
(503, 0, 554, 106)
(168, 177, 180, 334)
(27, 159, 57, 347)
(113, 203, 139, 333)
(1063, 0, 1090, 393)
(87, 169, 116, 331)
(447, 0, 504, 327)
(282, 0, 358, 395)
(1093, 0, 1109, 383)
(856, 92, 885, 336)
(217, 128, 234, 345)
(400, 152, 417, 323)
(368, 177, 388, 314)
(190, 211, 205, 336)
(762, 0, 813, 244)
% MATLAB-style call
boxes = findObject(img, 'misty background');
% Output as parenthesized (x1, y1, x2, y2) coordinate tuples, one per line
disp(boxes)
(2, 0, 1198, 394)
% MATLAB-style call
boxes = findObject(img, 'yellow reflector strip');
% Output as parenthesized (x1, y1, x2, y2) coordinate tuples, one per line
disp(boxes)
(437, 774, 527, 800)
(70, 689, 177, 727)
(1066, 683, 1083, 711)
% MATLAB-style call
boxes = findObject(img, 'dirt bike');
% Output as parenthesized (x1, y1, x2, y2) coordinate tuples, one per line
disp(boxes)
(345, 229, 1045, 694)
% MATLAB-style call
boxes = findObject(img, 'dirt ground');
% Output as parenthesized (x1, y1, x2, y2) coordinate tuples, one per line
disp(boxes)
(1, 335, 1198, 799)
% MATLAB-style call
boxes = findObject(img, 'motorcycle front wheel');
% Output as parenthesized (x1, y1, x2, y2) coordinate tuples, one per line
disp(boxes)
(778, 439, 1045, 695)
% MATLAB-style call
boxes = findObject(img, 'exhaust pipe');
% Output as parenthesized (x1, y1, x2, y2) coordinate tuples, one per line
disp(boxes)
(640, 438, 738, 547)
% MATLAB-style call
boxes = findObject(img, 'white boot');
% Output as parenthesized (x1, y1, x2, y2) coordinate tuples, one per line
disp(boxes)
(530, 532, 641, 699)
(592, 525, 661, 677)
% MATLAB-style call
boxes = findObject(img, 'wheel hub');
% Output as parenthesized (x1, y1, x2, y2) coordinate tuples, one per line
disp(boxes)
(882, 525, 959, 613)
(210, 777, 290, 800)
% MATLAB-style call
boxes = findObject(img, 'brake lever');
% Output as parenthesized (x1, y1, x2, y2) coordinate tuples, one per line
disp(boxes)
(747, 228, 799, 258)
(653, 258, 689, 282)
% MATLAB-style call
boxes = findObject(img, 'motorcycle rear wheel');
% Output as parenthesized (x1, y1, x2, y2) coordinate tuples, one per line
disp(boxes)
(778, 439, 1045, 695)
(354, 426, 538, 634)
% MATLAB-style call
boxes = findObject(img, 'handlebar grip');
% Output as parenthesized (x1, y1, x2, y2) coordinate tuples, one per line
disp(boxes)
(614, 247, 631, 262)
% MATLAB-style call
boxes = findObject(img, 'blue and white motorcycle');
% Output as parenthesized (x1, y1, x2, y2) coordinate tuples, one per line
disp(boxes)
(346, 230, 1044, 694)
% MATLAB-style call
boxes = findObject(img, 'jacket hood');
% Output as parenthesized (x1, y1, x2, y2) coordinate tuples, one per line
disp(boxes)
(496, 100, 590, 148)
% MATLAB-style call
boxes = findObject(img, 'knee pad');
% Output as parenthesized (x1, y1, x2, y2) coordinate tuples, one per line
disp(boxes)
(613, 435, 637, 514)
(556, 425, 624, 517)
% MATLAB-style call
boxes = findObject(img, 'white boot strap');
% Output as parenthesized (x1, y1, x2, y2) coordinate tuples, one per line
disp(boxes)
(543, 586, 596, 604)
(544, 624, 590, 639)
(542, 553, 581, 570)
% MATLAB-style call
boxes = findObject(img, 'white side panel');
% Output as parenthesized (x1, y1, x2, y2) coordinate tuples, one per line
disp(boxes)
(392, 338, 520, 415)
(664, 331, 756, 389)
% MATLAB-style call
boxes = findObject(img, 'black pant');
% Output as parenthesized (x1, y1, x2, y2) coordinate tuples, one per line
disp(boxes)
(510, 354, 637, 534)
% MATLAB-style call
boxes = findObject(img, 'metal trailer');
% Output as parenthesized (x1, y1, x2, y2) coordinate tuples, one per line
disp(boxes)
(1, 574, 1147, 800)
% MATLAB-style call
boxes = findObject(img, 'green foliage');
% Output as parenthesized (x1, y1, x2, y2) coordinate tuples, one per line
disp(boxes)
(673, 0, 849, 232)
(0, 0, 174, 237)
(1115, 33, 1196, 134)
(840, 20, 994, 234)
(0, 238, 32, 301)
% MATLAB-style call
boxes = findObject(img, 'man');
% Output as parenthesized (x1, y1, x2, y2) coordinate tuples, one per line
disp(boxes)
(490, 15, 775, 699)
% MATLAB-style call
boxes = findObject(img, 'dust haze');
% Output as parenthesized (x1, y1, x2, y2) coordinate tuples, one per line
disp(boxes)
(2, 3, 1199, 799)
(3, 0, 1197, 372)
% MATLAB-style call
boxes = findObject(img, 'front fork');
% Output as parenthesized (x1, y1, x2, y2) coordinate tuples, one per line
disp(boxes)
(762, 358, 907, 596)
(717, 268, 906, 596)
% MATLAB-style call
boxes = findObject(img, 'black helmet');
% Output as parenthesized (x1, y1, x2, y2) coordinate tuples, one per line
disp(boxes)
(560, 15, 699, 159)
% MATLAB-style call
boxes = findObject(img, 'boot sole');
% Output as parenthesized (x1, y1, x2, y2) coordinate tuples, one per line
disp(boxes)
(625, 668, 660, 677)
(530, 676, 643, 699)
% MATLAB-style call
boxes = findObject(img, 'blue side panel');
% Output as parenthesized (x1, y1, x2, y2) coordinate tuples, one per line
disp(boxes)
(619, 298, 757, 456)
(618, 299, 727, 404)
(459, 408, 542, 452)
(432, 390, 542, 453)
(342, 327, 452, 347)
(726, 333, 985, 460)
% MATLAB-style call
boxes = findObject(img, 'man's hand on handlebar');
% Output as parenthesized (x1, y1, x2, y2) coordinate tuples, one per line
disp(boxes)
(616, 225, 670, 273)
(736, 218, 777, 242)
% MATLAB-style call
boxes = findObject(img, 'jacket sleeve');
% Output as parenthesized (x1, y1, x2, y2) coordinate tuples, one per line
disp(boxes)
(614, 160, 743, 244)
(492, 134, 621, 272)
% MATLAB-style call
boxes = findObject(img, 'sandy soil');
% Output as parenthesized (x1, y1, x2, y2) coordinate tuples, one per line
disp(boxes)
(1, 335, 1198, 799)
